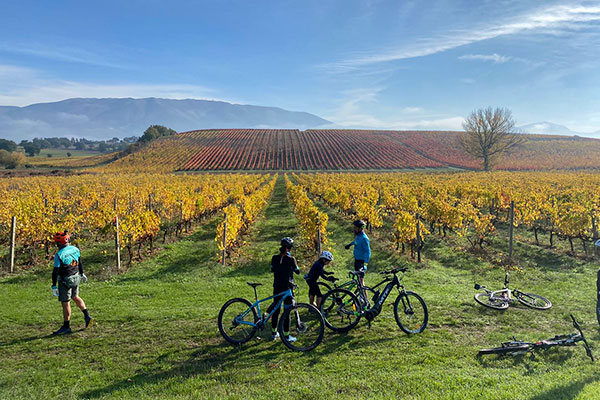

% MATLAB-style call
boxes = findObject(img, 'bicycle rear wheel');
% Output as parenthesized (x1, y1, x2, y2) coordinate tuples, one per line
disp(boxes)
(217, 298, 258, 345)
(474, 293, 509, 310)
(394, 291, 428, 334)
(479, 344, 531, 356)
(319, 288, 362, 333)
(279, 303, 325, 352)
(515, 291, 552, 310)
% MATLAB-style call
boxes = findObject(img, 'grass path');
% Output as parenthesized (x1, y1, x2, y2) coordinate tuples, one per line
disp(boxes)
(1, 175, 600, 399)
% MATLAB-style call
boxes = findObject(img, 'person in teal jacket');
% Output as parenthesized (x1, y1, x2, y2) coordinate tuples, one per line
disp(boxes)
(345, 220, 371, 284)
(51, 231, 93, 335)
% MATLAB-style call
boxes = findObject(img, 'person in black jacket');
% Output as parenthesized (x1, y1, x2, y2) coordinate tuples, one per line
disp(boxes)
(267, 237, 299, 341)
(304, 251, 335, 308)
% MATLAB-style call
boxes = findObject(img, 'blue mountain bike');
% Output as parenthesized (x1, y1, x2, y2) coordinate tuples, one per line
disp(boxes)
(218, 282, 325, 352)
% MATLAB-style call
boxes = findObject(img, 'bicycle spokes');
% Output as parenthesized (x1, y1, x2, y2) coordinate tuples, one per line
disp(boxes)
(286, 304, 323, 351)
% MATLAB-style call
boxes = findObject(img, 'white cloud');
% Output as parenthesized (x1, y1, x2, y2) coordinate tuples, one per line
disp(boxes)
(326, 3, 600, 68)
(325, 87, 463, 130)
(0, 43, 129, 69)
(459, 53, 511, 63)
(0, 64, 223, 106)
(400, 107, 424, 114)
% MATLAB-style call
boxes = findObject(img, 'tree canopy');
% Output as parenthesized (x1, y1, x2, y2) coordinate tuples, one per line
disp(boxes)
(461, 107, 525, 171)
(138, 125, 177, 144)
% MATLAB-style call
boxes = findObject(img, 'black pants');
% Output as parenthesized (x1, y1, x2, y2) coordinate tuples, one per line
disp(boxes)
(267, 287, 292, 332)
(354, 259, 365, 277)
(306, 279, 322, 297)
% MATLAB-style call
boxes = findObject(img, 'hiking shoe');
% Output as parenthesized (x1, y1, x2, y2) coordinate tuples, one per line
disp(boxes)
(85, 316, 94, 328)
(52, 326, 72, 336)
(271, 332, 280, 341)
(287, 335, 297, 343)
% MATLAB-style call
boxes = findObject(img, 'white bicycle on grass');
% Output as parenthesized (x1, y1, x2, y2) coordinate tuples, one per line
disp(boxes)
(474, 271, 552, 311)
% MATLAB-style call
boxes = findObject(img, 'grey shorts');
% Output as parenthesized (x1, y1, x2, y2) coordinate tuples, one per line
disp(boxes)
(58, 280, 79, 302)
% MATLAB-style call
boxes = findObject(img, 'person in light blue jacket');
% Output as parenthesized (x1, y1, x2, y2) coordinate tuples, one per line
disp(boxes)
(345, 220, 371, 284)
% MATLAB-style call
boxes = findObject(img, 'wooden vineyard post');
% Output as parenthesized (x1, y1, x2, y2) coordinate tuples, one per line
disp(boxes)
(115, 216, 121, 272)
(316, 212, 322, 255)
(592, 209, 599, 258)
(221, 212, 228, 266)
(509, 201, 515, 260)
(415, 213, 422, 263)
(9, 216, 16, 273)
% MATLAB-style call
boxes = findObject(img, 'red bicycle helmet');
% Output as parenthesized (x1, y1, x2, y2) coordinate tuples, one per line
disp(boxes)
(53, 231, 70, 245)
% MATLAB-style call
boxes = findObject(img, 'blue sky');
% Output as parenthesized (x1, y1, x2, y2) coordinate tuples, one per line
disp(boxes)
(1, 0, 599, 132)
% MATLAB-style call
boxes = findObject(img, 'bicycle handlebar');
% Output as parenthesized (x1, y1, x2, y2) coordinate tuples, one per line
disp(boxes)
(571, 314, 594, 361)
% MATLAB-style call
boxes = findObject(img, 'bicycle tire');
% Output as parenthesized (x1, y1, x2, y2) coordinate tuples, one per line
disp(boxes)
(515, 291, 552, 310)
(218, 298, 258, 345)
(319, 288, 362, 333)
(394, 291, 428, 334)
(279, 303, 325, 352)
(474, 292, 509, 310)
(317, 281, 332, 296)
(479, 344, 531, 356)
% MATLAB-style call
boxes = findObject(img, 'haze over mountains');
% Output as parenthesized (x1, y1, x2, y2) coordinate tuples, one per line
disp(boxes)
(517, 122, 600, 137)
(0, 98, 331, 141)
(0, 97, 598, 141)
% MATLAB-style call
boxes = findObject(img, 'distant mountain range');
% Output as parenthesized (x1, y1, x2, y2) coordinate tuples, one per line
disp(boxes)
(518, 122, 600, 137)
(0, 98, 331, 142)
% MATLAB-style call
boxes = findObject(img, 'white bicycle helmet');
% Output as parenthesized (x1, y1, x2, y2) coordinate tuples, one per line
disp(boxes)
(319, 251, 334, 261)
(595, 239, 600, 248)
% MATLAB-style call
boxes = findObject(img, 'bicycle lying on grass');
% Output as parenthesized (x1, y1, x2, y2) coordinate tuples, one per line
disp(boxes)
(479, 314, 594, 361)
(217, 282, 325, 352)
(320, 266, 428, 334)
(474, 271, 552, 310)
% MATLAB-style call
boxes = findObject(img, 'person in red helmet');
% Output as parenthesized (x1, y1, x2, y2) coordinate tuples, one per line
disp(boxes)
(51, 231, 93, 335)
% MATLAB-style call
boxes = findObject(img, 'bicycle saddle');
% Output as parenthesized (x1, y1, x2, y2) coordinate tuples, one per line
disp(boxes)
(246, 282, 262, 288)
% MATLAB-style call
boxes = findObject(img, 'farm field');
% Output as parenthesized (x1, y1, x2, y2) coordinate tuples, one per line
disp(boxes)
(90, 129, 600, 172)
(1, 174, 600, 399)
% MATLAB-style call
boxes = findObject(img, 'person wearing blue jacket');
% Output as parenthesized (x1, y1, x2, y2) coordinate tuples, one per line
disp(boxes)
(345, 220, 371, 285)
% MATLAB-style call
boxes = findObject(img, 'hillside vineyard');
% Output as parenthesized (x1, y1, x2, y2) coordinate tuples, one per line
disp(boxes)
(104, 129, 600, 172)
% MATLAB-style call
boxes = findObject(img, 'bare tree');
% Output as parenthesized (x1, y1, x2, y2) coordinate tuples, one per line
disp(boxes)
(461, 107, 525, 171)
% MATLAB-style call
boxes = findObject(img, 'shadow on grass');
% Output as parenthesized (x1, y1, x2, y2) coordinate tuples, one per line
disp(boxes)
(80, 324, 406, 399)
(0, 327, 87, 347)
(528, 375, 599, 400)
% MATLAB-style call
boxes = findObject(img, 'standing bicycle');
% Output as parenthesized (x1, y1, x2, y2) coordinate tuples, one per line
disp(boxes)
(217, 281, 325, 352)
(320, 266, 428, 334)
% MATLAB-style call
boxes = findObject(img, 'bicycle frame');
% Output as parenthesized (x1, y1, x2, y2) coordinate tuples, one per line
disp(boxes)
(235, 289, 295, 329)
(364, 272, 404, 321)
(484, 287, 514, 302)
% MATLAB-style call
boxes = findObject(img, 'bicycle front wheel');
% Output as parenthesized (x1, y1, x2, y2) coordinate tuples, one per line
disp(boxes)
(217, 298, 258, 345)
(319, 288, 362, 333)
(394, 291, 428, 334)
(515, 291, 552, 310)
(479, 344, 530, 356)
(279, 303, 325, 352)
(474, 293, 509, 310)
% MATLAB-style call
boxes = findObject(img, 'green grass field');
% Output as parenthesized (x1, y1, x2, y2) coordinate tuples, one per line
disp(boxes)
(1, 176, 600, 399)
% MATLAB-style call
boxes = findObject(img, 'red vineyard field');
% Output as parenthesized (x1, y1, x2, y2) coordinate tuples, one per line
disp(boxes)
(104, 129, 600, 172)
